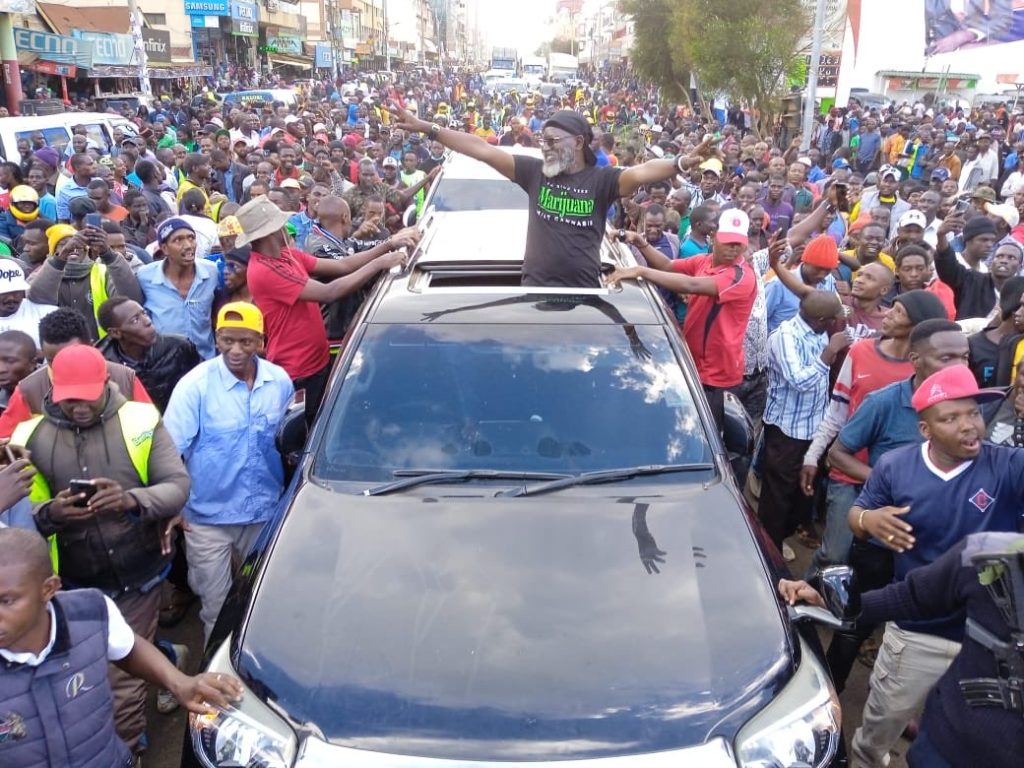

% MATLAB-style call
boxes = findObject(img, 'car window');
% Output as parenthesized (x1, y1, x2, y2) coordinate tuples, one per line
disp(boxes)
(83, 123, 111, 154)
(16, 126, 70, 155)
(313, 323, 712, 483)
(431, 179, 528, 212)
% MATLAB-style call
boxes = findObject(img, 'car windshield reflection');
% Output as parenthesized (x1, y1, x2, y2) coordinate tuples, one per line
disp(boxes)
(312, 323, 713, 484)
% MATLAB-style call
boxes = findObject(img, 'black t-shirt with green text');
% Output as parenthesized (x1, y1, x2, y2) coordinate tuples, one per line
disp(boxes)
(513, 156, 622, 287)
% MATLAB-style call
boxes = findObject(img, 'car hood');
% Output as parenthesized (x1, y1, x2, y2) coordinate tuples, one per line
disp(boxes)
(238, 483, 792, 761)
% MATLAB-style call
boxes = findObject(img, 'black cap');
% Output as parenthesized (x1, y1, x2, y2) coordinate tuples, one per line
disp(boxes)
(543, 109, 597, 166)
(224, 245, 251, 266)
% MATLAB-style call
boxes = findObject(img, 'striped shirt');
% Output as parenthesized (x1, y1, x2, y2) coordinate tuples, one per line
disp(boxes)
(763, 314, 830, 440)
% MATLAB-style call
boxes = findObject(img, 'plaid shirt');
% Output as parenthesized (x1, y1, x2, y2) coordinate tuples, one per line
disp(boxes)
(763, 314, 830, 440)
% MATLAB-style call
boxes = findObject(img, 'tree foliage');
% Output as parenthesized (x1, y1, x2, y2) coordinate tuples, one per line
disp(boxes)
(619, 0, 691, 104)
(623, 0, 811, 133)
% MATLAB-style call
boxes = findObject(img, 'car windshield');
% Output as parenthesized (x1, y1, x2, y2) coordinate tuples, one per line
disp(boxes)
(430, 178, 528, 211)
(312, 323, 713, 484)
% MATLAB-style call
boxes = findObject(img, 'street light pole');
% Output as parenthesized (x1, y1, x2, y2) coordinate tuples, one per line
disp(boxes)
(800, 0, 826, 152)
(127, 0, 151, 99)
(383, 0, 391, 71)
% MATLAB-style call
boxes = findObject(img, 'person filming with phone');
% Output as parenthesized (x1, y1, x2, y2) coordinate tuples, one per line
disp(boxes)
(7, 344, 190, 757)
(27, 218, 142, 342)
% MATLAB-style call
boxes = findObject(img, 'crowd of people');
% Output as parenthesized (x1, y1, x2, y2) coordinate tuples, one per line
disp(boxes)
(0, 64, 1022, 767)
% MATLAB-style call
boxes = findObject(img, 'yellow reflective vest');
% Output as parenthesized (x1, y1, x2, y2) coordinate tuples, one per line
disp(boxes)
(10, 401, 160, 572)
(89, 261, 109, 340)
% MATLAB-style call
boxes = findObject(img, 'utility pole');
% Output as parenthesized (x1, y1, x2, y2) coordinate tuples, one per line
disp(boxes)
(126, 0, 151, 99)
(383, 0, 391, 71)
(800, 0, 825, 152)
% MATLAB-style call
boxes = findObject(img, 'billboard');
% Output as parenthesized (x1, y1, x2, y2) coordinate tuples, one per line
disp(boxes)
(925, 1, 1024, 54)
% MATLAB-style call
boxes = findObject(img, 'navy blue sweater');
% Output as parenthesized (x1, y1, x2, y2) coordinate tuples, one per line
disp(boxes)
(860, 539, 1021, 767)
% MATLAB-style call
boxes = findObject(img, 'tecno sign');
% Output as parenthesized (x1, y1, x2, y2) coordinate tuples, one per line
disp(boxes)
(13, 28, 78, 58)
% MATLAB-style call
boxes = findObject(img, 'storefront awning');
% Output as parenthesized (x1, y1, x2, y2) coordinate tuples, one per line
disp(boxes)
(88, 63, 213, 79)
(269, 53, 312, 70)
(36, 2, 129, 35)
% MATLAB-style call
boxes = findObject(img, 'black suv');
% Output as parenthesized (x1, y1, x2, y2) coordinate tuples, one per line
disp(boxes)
(183, 232, 845, 768)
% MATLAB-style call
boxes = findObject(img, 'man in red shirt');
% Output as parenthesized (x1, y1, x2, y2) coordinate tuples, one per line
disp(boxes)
(233, 195, 410, 424)
(608, 209, 757, 431)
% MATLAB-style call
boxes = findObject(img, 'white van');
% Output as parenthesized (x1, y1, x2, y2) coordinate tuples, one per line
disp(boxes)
(0, 112, 132, 162)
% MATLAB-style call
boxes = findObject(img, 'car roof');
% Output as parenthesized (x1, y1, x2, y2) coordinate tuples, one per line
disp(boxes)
(1, 112, 120, 128)
(437, 147, 539, 181)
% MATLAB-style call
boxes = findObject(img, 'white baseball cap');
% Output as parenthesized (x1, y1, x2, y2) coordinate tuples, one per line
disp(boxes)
(878, 164, 901, 180)
(717, 209, 750, 246)
(898, 209, 927, 229)
(985, 201, 1021, 228)
(0, 262, 29, 294)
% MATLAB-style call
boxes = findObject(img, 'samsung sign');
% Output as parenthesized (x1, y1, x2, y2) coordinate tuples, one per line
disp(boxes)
(184, 0, 230, 16)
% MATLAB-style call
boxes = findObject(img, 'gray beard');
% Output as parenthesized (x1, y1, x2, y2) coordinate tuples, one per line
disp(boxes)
(541, 146, 575, 178)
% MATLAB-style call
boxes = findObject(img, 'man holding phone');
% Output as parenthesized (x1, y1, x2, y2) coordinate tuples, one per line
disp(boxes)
(26, 221, 143, 342)
(8, 344, 190, 755)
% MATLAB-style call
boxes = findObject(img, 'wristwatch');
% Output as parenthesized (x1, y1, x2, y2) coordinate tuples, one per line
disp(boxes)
(428, 123, 441, 138)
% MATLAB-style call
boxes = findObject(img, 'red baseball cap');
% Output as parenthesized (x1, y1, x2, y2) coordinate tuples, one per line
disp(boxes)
(51, 346, 108, 403)
(910, 364, 1003, 414)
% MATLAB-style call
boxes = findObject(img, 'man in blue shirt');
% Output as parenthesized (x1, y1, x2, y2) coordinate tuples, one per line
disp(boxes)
(758, 290, 843, 549)
(56, 153, 97, 222)
(843, 364, 1024, 768)
(829, 319, 968, 480)
(764, 234, 838, 334)
(163, 302, 294, 639)
(136, 218, 219, 359)
(856, 119, 882, 175)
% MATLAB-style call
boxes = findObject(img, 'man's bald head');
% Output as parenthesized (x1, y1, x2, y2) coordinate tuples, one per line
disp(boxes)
(859, 261, 894, 285)
(800, 290, 843, 333)
(854, 261, 895, 300)
(316, 195, 351, 228)
(0, 528, 53, 583)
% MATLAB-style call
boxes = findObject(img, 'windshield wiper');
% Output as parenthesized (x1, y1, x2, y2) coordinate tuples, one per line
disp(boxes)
(497, 463, 716, 498)
(362, 469, 572, 496)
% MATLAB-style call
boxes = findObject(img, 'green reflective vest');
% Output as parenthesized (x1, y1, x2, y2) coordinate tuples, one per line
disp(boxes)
(89, 262, 109, 340)
(10, 401, 160, 572)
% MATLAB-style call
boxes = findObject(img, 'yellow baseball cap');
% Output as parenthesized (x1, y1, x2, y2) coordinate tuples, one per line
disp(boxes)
(217, 215, 243, 238)
(216, 301, 264, 334)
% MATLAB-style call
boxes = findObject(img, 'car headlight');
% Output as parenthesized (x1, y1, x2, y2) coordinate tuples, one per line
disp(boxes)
(734, 639, 841, 768)
(189, 636, 298, 768)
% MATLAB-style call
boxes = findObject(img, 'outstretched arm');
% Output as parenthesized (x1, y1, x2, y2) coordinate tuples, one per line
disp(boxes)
(391, 104, 515, 180)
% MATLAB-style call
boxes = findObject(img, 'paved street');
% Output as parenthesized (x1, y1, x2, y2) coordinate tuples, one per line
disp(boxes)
(143, 539, 910, 768)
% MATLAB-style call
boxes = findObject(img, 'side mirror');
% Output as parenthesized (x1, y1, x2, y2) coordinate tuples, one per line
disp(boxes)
(275, 395, 308, 466)
(789, 565, 861, 630)
(820, 565, 862, 623)
(722, 392, 754, 485)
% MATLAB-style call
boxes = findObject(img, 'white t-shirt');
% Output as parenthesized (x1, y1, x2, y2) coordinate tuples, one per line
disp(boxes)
(0, 595, 135, 667)
(0, 299, 57, 347)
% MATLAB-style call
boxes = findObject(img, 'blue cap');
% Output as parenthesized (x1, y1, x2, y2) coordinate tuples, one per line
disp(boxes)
(831, 158, 850, 169)
(965, 123, 977, 132)
(930, 167, 950, 181)
(157, 217, 195, 245)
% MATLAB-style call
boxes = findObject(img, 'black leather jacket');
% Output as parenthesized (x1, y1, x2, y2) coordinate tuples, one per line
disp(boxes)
(96, 333, 202, 413)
